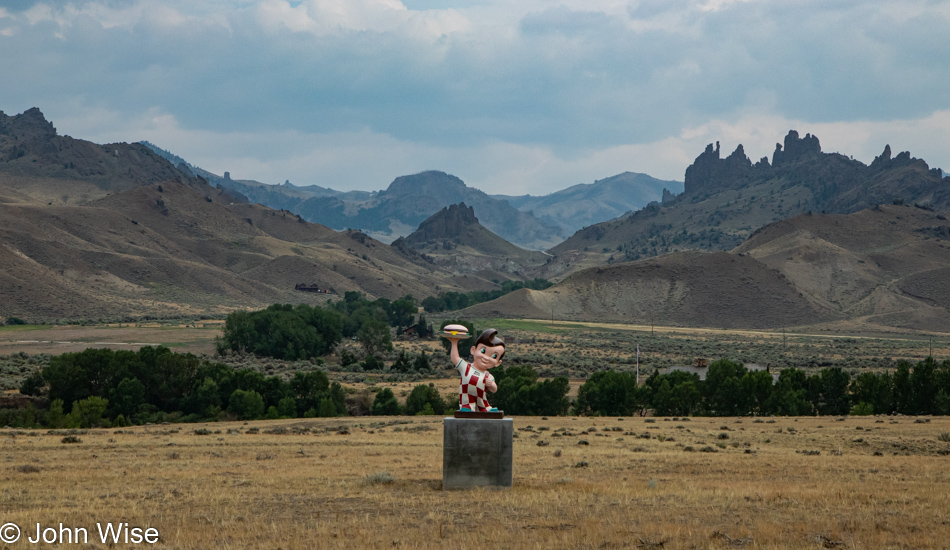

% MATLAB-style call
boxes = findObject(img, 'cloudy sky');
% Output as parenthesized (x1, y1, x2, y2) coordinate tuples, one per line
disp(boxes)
(2, 0, 948, 195)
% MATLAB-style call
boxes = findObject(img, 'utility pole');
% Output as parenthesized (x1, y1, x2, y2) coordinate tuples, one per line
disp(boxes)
(636, 345, 640, 386)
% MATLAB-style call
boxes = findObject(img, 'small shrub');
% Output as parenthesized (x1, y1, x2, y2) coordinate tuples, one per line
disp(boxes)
(17, 464, 41, 473)
(364, 471, 396, 485)
(61, 435, 81, 444)
(194, 428, 212, 435)
(937, 432, 950, 443)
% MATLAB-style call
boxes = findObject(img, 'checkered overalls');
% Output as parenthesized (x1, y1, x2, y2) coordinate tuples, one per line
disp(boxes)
(456, 358, 494, 412)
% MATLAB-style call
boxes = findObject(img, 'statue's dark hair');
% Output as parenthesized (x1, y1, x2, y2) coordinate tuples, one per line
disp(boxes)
(474, 328, 505, 359)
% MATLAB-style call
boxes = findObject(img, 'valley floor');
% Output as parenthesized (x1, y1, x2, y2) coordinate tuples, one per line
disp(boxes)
(2, 415, 949, 549)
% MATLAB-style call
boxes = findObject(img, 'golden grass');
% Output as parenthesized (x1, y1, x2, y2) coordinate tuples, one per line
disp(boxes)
(3, 415, 950, 549)
(0, 323, 223, 356)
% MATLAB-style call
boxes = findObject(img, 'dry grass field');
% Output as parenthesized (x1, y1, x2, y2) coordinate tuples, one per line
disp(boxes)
(3, 415, 950, 549)
(0, 322, 223, 357)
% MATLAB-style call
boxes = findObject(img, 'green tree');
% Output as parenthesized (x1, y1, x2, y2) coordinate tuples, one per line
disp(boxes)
(935, 359, 950, 415)
(909, 357, 938, 415)
(404, 384, 446, 415)
(742, 370, 774, 416)
(290, 371, 330, 414)
(575, 370, 640, 416)
(277, 396, 297, 418)
(413, 351, 431, 373)
(809, 367, 851, 416)
(229, 389, 265, 420)
(19, 371, 45, 396)
(391, 351, 412, 373)
(372, 388, 400, 415)
(850, 371, 892, 416)
(892, 361, 913, 414)
(770, 369, 811, 416)
(46, 399, 66, 428)
(318, 397, 338, 417)
(648, 371, 702, 417)
(357, 319, 393, 357)
(70, 396, 109, 428)
(493, 366, 570, 416)
(388, 295, 417, 329)
(703, 359, 747, 416)
(109, 377, 146, 419)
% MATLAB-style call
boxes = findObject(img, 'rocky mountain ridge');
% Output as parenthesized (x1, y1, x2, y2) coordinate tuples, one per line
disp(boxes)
(392, 202, 549, 279)
(540, 130, 950, 277)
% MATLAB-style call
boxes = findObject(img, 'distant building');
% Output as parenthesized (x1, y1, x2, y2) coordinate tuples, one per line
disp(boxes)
(294, 284, 333, 294)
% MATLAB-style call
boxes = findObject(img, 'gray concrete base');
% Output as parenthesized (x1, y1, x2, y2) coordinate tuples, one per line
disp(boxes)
(443, 417, 513, 489)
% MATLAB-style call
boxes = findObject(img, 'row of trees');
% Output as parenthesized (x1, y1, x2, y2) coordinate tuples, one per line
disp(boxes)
(17, 346, 347, 426)
(575, 358, 950, 417)
(8, 344, 572, 426)
(217, 295, 433, 361)
(421, 279, 553, 313)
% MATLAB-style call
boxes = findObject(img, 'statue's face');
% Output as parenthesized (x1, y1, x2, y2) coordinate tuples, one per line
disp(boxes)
(470, 343, 504, 372)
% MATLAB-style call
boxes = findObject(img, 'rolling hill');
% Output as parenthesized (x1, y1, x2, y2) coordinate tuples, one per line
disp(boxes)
(465, 204, 950, 332)
(0, 178, 480, 322)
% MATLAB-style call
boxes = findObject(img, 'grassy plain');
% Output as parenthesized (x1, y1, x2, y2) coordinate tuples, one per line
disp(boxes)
(3, 415, 950, 549)
(0, 322, 223, 357)
(2, 318, 949, 392)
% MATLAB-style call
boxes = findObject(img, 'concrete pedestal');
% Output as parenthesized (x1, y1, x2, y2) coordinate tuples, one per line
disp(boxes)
(442, 417, 513, 489)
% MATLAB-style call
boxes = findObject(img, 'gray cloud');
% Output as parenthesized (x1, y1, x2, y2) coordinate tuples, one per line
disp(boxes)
(1, 0, 948, 193)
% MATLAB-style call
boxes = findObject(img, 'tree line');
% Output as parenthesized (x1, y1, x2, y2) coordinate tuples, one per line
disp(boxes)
(6, 345, 570, 428)
(216, 294, 432, 361)
(575, 358, 950, 417)
(421, 279, 553, 313)
(12, 346, 349, 427)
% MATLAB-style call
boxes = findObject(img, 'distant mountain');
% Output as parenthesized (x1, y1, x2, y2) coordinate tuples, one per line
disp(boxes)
(0, 109, 497, 322)
(335, 171, 565, 250)
(494, 171, 683, 235)
(139, 144, 568, 251)
(1, 108, 195, 204)
(541, 130, 950, 277)
(392, 202, 549, 279)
